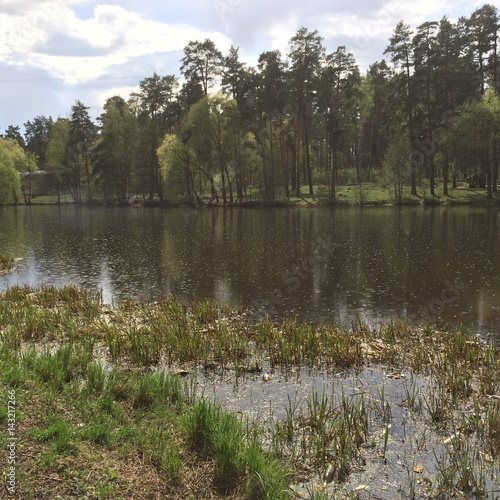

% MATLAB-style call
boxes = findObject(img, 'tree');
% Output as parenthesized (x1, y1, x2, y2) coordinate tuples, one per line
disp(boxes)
(385, 21, 418, 195)
(257, 50, 289, 201)
(45, 118, 73, 202)
(180, 39, 223, 96)
(434, 18, 467, 195)
(180, 95, 251, 204)
(222, 46, 258, 121)
(177, 79, 204, 117)
(69, 100, 97, 202)
(413, 21, 439, 196)
(448, 88, 500, 198)
(383, 133, 411, 204)
(133, 73, 179, 201)
(24, 116, 53, 169)
(93, 96, 136, 203)
(157, 134, 201, 203)
(362, 61, 392, 174)
(0, 138, 22, 204)
(288, 28, 325, 196)
(467, 4, 499, 92)
(3, 126, 25, 149)
(318, 46, 361, 199)
(181, 97, 219, 204)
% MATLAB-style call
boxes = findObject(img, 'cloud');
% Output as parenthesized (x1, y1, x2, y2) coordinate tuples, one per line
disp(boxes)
(0, 0, 496, 129)
(1, 3, 232, 84)
(219, 0, 485, 63)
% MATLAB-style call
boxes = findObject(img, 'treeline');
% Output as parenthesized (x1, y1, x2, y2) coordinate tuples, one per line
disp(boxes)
(1, 3, 500, 205)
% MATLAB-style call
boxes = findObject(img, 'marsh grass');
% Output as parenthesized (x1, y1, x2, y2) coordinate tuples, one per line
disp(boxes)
(486, 401, 500, 458)
(0, 253, 15, 272)
(270, 387, 369, 484)
(185, 398, 288, 496)
(0, 340, 285, 497)
(0, 285, 499, 498)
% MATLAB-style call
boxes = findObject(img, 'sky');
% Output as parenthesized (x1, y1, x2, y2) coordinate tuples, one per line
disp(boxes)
(0, 0, 495, 132)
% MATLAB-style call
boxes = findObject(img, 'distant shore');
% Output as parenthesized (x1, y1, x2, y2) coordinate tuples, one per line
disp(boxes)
(12, 183, 500, 208)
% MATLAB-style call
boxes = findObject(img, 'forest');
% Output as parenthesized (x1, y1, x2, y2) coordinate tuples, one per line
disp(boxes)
(1, 3, 500, 206)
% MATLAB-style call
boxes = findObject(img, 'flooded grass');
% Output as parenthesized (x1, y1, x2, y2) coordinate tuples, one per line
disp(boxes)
(0, 285, 499, 498)
(0, 253, 15, 273)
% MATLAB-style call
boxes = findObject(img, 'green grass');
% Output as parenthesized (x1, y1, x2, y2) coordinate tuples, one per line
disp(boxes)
(272, 181, 500, 206)
(0, 341, 286, 496)
(0, 285, 499, 497)
(185, 398, 288, 496)
(16, 182, 500, 207)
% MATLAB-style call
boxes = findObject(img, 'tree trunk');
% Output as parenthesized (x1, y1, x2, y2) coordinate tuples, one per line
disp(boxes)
(443, 155, 449, 197)
(329, 146, 336, 201)
(281, 124, 290, 200)
(293, 127, 300, 197)
(209, 176, 218, 205)
(303, 111, 313, 196)
(493, 159, 499, 193)
(220, 164, 227, 205)
(430, 156, 435, 197)
(487, 170, 493, 199)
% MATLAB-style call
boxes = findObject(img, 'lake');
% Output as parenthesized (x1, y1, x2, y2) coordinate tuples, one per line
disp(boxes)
(0, 205, 498, 339)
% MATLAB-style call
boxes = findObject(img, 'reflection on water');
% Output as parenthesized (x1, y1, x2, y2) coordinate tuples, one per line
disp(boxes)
(0, 205, 498, 338)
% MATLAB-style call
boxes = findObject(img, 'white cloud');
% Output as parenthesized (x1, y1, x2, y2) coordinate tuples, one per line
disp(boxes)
(90, 83, 140, 110)
(269, 17, 298, 55)
(1, 3, 232, 84)
(1, 0, 498, 129)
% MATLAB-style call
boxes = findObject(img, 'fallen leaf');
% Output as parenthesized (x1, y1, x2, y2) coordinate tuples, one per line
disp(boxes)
(354, 484, 369, 491)
(413, 464, 424, 473)
(443, 432, 465, 445)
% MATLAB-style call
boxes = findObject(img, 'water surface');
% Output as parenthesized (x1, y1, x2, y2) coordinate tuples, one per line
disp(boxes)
(0, 205, 498, 338)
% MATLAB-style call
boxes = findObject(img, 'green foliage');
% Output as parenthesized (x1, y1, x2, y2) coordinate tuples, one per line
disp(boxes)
(24, 115, 53, 168)
(93, 96, 135, 202)
(448, 88, 500, 197)
(45, 118, 73, 201)
(0, 138, 23, 204)
(46, 118, 71, 168)
(157, 134, 193, 201)
(382, 134, 411, 203)
(185, 398, 288, 495)
(7, 6, 500, 204)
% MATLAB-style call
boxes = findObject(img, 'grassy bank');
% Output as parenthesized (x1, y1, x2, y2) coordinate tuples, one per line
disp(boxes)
(0, 285, 499, 498)
(16, 183, 500, 207)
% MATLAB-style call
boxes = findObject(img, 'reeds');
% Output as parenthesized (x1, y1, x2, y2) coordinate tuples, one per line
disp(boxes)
(1, 285, 499, 497)
(185, 398, 288, 496)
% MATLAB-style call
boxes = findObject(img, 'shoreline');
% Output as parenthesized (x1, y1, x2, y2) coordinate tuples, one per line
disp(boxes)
(8, 196, 500, 209)
(0, 285, 498, 498)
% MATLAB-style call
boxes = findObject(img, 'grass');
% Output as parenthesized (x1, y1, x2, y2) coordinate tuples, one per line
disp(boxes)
(0, 253, 15, 272)
(14, 182, 500, 207)
(0, 285, 499, 497)
(283, 181, 500, 207)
